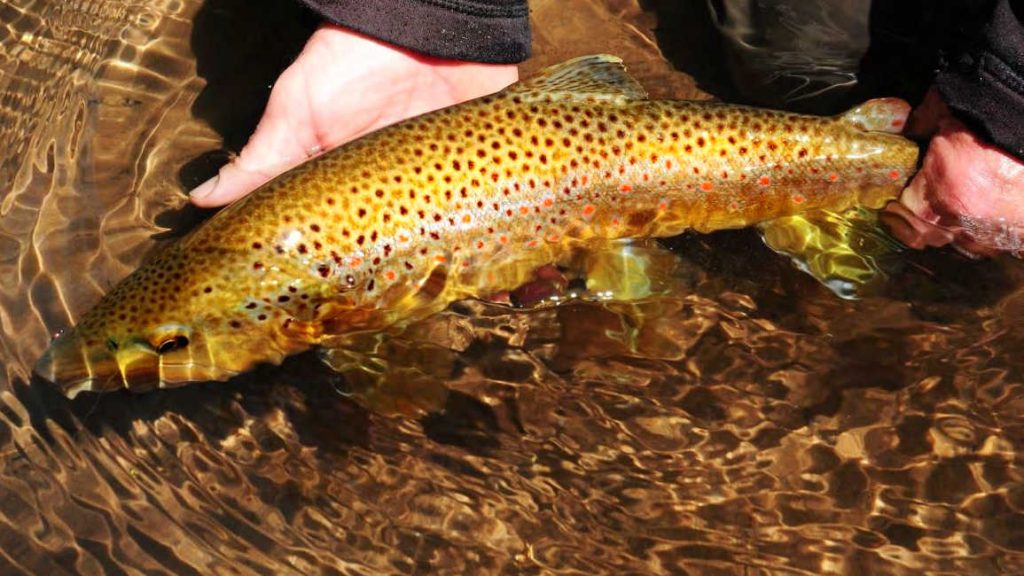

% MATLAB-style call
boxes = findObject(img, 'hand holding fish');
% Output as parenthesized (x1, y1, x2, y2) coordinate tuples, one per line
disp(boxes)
(189, 24, 518, 207)
(885, 89, 1024, 256)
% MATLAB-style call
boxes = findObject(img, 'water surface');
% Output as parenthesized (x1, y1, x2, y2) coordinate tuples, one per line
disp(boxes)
(2, 0, 1024, 574)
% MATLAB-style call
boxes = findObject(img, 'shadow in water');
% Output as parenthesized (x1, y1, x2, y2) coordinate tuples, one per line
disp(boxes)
(18, 334, 537, 461)
(17, 352, 374, 457)
(188, 0, 318, 152)
(640, 0, 742, 102)
(643, 0, 964, 113)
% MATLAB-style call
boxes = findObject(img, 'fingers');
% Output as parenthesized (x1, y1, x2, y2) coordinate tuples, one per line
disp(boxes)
(189, 24, 519, 208)
(190, 134, 314, 207)
(889, 112, 1024, 256)
(189, 161, 280, 208)
(189, 111, 319, 206)
(190, 47, 320, 207)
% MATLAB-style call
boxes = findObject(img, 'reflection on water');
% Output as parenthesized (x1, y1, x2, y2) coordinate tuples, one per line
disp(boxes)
(2, 0, 1024, 573)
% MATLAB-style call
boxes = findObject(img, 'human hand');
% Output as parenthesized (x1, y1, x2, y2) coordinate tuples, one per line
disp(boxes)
(189, 24, 518, 207)
(882, 89, 1024, 257)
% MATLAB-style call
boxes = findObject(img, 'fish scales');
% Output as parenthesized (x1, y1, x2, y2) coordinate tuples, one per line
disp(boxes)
(205, 99, 912, 303)
(36, 55, 919, 395)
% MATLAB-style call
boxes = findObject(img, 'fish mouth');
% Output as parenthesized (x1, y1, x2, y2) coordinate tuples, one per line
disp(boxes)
(34, 336, 241, 398)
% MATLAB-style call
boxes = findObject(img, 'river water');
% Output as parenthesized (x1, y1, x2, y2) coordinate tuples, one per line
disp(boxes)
(1, 0, 1023, 573)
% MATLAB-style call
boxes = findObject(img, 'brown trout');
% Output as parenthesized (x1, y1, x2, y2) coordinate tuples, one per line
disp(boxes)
(35, 55, 919, 397)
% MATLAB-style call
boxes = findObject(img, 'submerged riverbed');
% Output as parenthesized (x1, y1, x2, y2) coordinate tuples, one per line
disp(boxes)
(1, 0, 1023, 574)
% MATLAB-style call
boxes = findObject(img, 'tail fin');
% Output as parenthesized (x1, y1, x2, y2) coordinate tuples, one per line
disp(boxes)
(840, 98, 911, 133)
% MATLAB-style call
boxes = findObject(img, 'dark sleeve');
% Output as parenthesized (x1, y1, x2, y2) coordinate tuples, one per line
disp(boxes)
(296, 0, 531, 64)
(934, 0, 1024, 160)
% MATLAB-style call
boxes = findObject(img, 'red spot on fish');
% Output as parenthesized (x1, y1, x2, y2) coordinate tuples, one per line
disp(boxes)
(582, 204, 596, 217)
(828, 173, 840, 182)
(619, 184, 632, 193)
(349, 257, 363, 268)
(543, 198, 554, 207)
(758, 176, 771, 186)
(519, 206, 530, 215)
(891, 118, 905, 128)
(435, 255, 446, 263)
(384, 271, 396, 281)
(792, 193, 806, 204)
(701, 182, 714, 191)
(526, 240, 538, 248)
(889, 169, 902, 180)
(499, 235, 509, 244)
(657, 201, 668, 211)
(665, 160, 673, 169)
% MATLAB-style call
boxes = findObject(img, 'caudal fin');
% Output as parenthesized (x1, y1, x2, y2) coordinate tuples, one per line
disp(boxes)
(840, 98, 911, 134)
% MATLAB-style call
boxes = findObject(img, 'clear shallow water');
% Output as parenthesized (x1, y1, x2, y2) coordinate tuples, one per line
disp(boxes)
(2, 0, 1024, 573)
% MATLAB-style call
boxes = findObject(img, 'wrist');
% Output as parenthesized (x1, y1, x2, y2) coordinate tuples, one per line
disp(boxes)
(309, 24, 518, 102)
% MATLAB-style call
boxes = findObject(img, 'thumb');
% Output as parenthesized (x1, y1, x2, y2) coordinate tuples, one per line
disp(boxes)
(881, 172, 955, 251)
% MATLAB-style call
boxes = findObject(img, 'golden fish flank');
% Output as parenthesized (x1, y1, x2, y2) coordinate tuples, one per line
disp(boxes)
(35, 55, 919, 397)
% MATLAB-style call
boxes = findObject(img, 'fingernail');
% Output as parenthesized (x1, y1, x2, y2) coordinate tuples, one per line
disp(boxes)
(190, 175, 219, 200)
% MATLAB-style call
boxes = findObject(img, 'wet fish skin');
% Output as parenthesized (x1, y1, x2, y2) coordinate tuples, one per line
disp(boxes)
(34, 55, 919, 397)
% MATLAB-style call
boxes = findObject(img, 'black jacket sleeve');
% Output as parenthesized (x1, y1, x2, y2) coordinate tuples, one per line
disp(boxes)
(296, 0, 531, 64)
(935, 0, 1024, 160)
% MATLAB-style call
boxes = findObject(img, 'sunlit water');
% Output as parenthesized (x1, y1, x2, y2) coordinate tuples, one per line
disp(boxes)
(2, 0, 1024, 574)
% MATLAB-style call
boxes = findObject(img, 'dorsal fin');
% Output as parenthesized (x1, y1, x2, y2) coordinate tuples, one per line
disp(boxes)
(505, 54, 648, 102)
(840, 98, 911, 133)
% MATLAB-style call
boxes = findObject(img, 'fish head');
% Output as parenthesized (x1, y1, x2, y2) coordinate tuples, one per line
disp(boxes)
(34, 253, 311, 398)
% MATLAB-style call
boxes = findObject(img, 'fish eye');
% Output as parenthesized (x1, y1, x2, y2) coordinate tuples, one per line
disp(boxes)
(155, 335, 189, 354)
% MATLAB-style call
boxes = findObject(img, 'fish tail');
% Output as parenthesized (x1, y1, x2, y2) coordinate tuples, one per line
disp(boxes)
(840, 98, 911, 134)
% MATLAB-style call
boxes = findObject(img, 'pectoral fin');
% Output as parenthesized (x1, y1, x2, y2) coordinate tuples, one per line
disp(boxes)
(319, 331, 454, 417)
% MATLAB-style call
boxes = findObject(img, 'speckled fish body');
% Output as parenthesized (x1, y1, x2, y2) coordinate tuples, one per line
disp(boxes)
(36, 55, 919, 396)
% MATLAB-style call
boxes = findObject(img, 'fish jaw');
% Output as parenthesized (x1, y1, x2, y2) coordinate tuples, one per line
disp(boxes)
(34, 322, 302, 398)
(34, 329, 130, 398)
